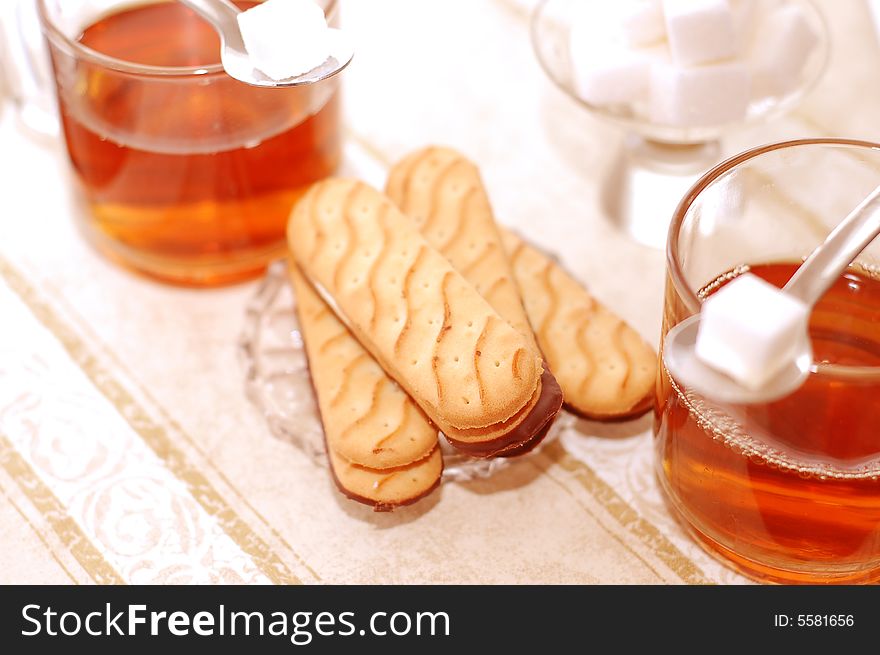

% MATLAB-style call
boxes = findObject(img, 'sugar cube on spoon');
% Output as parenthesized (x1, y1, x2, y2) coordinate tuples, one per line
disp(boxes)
(694, 273, 810, 391)
(237, 0, 332, 81)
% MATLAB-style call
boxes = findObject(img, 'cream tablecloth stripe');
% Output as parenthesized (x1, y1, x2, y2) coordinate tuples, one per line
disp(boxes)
(0, 268, 288, 583)
(0, 479, 83, 584)
(0, 251, 323, 584)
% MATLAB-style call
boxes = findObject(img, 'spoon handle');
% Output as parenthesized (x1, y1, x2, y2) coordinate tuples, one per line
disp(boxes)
(178, 0, 241, 26)
(784, 183, 880, 305)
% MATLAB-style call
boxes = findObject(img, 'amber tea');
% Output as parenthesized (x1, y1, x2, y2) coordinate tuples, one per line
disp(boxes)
(656, 262, 880, 583)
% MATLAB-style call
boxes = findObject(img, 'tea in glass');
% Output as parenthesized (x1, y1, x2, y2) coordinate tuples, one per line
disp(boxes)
(656, 139, 880, 584)
(39, 0, 342, 285)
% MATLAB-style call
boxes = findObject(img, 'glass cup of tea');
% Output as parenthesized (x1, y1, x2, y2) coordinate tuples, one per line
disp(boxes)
(37, 0, 342, 286)
(656, 139, 880, 584)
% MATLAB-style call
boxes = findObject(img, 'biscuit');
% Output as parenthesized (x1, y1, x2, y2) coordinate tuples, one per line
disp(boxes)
(501, 231, 656, 419)
(288, 179, 560, 456)
(327, 444, 443, 512)
(289, 264, 438, 469)
(386, 147, 537, 350)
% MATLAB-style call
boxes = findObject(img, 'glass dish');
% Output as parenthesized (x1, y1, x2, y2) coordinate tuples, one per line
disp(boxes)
(239, 261, 573, 483)
(531, 0, 829, 248)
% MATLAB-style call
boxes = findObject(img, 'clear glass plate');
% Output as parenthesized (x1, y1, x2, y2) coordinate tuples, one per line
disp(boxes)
(239, 261, 573, 483)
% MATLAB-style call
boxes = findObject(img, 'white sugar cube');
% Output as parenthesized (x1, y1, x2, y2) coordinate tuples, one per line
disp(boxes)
(730, 0, 758, 50)
(750, 5, 820, 99)
(619, 0, 666, 46)
(650, 59, 750, 126)
(695, 273, 810, 390)
(569, 12, 659, 107)
(733, 0, 785, 46)
(571, 44, 653, 107)
(663, 0, 738, 66)
(238, 0, 331, 81)
(568, 1, 616, 43)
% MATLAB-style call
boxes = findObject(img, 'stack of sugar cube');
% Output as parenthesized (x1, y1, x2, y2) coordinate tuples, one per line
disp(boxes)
(568, 0, 820, 129)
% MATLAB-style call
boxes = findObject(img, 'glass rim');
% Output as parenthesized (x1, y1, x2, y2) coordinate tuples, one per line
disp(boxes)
(37, 0, 338, 78)
(666, 137, 880, 381)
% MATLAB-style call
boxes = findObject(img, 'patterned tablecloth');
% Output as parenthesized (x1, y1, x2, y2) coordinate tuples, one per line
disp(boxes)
(0, 0, 877, 585)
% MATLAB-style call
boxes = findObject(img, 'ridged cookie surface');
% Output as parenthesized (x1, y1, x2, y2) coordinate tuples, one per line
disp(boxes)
(386, 147, 536, 350)
(501, 231, 656, 419)
(290, 264, 438, 469)
(287, 179, 543, 433)
(327, 445, 443, 512)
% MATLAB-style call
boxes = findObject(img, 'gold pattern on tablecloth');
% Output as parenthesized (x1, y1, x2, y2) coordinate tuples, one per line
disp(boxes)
(31, 268, 322, 584)
(0, 432, 124, 584)
(538, 441, 709, 584)
(0, 255, 302, 584)
(0, 483, 81, 583)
